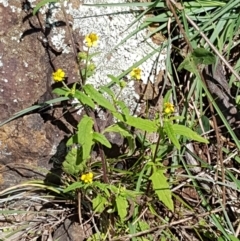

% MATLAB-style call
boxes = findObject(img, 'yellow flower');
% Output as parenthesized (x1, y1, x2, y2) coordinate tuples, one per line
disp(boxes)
(130, 68, 141, 80)
(81, 172, 93, 183)
(85, 33, 99, 47)
(52, 69, 65, 82)
(164, 102, 174, 114)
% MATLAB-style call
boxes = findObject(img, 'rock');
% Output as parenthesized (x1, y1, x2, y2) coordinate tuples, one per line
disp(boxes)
(0, 1, 82, 189)
(53, 218, 88, 241)
(0, 2, 48, 122)
(0, 114, 65, 190)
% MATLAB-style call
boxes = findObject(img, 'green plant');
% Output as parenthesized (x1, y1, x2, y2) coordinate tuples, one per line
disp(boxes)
(47, 26, 209, 238)
(1, 0, 240, 240)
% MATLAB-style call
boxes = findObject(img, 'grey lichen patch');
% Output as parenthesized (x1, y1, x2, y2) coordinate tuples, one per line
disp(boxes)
(70, 0, 166, 83)
(0, 0, 21, 12)
(0, 0, 9, 7)
(0, 56, 3, 67)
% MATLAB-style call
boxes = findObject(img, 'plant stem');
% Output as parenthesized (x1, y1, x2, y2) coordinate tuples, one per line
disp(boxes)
(83, 48, 90, 85)
(85, 108, 109, 183)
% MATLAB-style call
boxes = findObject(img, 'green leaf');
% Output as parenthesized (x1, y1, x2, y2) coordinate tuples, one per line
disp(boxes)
(115, 195, 129, 221)
(177, 55, 198, 76)
(0, 96, 69, 127)
(192, 48, 216, 65)
(62, 147, 85, 176)
(163, 121, 180, 149)
(74, 90, 95, 109)
(115, 100, 130, 116)
(195, 115, 210, 135)
(63, 181, 84, 193)
(87, 51, 101, 60)
(99, 85, 115, 98)
(77, 115, 94, 161)
(66, 134, 77, 146)
(229, 235, 240, 241)
(92, 132, 112, 148)
(138, 220, 150, 231)
(127, 116, 158, 132)
(103, 123, 136, 155)
(33, 0, 59, 15)
(83, 84, 116, 112)
(92, 194, 108, 213)
(150, 169, 173, 211)
(178, 49, 215, 75)
(52, 87, 69, 96)
(126, 136, 136, 156)
(103, 123, 133, 138)
(93, 181, 110, 197)
(101, 74, 120, 89)
(172, 124, 209, 144)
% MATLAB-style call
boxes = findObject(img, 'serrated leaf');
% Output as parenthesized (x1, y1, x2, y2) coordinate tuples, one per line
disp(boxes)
(172, 124, 209, 144)
(62, 147, 85, 176)
(77, 115, 94, 160)
(164, 121, 180, 149)
(74, 90, 95, 109)
(62, 161, 76, 176)
(150, 169, 173, 211)
(92, 194, 108, 213)
(83, 84, 116, 112)
(33, 0, 59, 15)
(93, 132, 111, 148)
(116, 195, 129, 221)
(63, 181, 84, 193)
(192, 48, 215, 65)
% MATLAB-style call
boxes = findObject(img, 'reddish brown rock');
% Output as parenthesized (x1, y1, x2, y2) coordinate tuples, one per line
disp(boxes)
(0, 2, 49, 122)
(0, 114, 65, 190)
(0, 1, 83, 190)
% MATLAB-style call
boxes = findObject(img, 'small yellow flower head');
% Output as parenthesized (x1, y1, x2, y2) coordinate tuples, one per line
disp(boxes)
(52, 69, 65, 82)
(130, 68, 141, 80)
(164, 102, 175, 114)
(81, 172, 93, 184)
(85, 33, 99, 47)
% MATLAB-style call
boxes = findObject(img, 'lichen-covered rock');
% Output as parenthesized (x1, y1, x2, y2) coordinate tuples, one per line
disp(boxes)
(0, 1, 49, 122)
(0, 1, 68, 189)
(26, 0, 167, 114)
